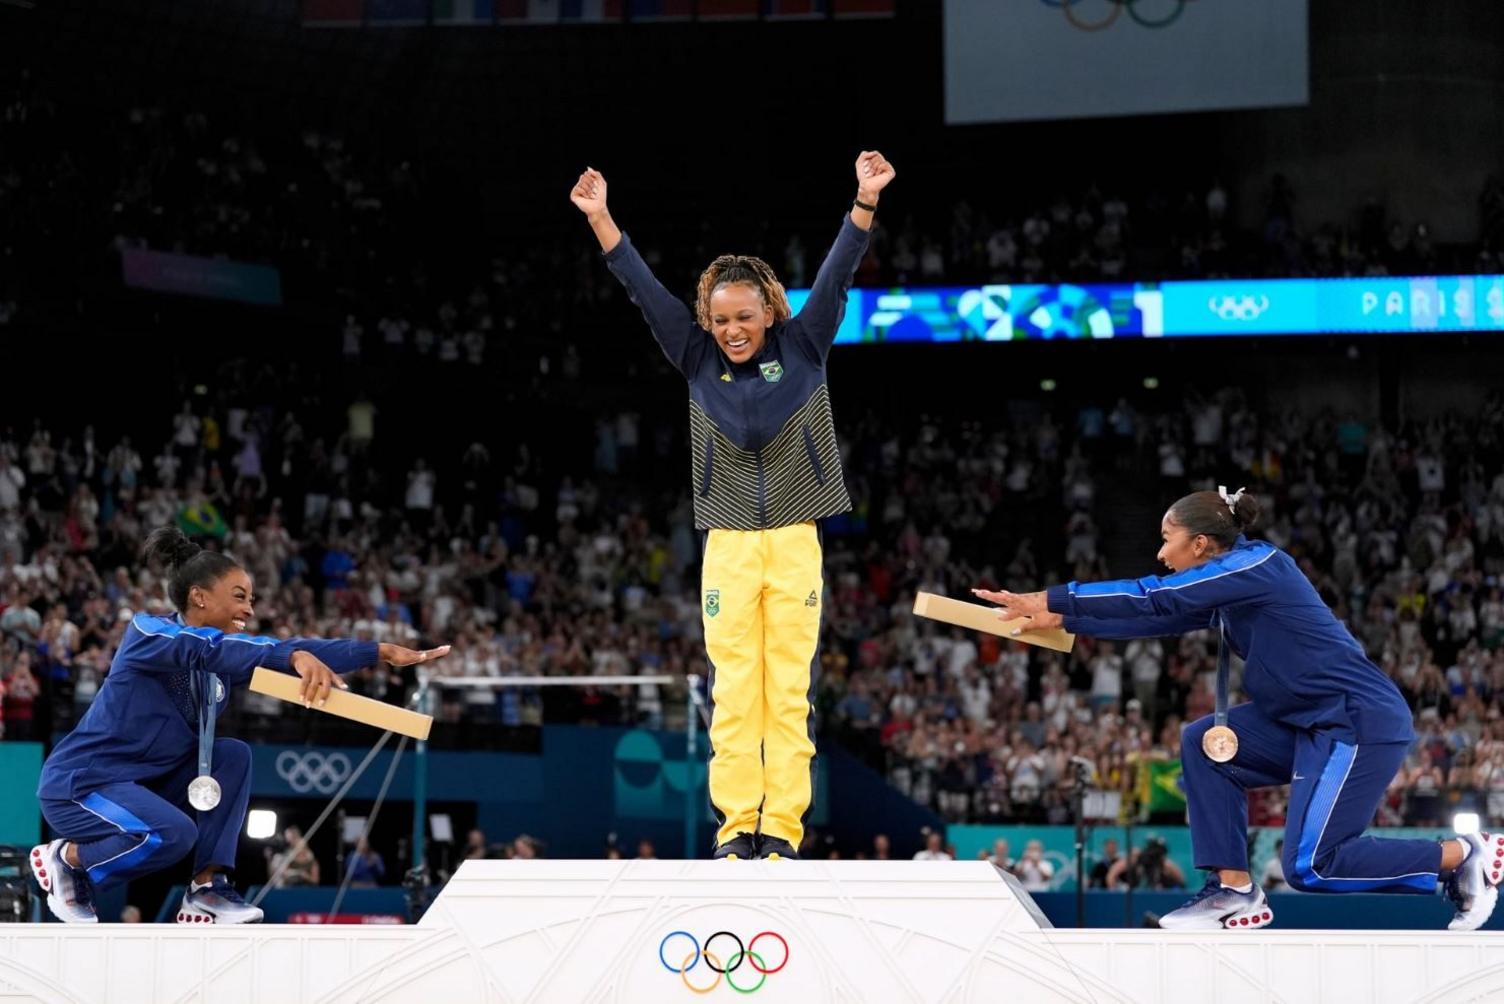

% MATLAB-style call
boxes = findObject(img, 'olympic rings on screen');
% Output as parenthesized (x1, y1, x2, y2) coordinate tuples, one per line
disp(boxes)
(1039, 0, 1195, 31)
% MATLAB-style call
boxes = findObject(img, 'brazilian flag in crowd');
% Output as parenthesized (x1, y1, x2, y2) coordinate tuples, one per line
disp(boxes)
(1139, 758, 1187, 814)
(178, 501, 228, 541)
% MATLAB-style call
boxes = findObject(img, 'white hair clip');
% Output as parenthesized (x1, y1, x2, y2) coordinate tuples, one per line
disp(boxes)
(1217, 485, 1247, 516)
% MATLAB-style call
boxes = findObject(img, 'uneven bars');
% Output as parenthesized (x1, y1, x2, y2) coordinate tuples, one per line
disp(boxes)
(430, 675, 677, 687)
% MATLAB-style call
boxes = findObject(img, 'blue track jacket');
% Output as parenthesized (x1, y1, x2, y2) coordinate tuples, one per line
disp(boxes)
(38, 614, 379, 799)
(1046, 537, 1414, 744)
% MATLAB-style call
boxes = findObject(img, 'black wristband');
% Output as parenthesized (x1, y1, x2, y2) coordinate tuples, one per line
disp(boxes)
(853, 198, 878, 213)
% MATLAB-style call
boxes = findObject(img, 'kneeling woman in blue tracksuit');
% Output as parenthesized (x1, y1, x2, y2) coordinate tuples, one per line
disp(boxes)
(977, 488, 1502, 932)
(31, 527, 449, 924)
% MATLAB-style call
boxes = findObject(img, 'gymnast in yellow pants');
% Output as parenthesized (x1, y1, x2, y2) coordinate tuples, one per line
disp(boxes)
(573, 151, 896, 859)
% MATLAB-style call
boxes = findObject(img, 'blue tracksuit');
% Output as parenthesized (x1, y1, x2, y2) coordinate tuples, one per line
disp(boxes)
(1048, 537, 1441, 893)
(37, 614, 377, 888)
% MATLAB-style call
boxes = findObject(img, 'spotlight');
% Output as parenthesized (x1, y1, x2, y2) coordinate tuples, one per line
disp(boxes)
(1040, 378, 1057, 392)
(247, 809, 278, 839)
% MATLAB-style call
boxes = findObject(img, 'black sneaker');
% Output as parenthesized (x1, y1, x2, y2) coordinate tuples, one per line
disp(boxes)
(757, 837, 799, 861)
(712, 832, 757, 860)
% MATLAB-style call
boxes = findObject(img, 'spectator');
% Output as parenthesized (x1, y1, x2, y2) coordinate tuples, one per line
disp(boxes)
(268, 826, 320, 887)
(913, 831, 952, 861)
(1014, 839, 1055, 892)
(985, 837, 1016, 875)
(1089, 838, 1122, 889)
(345, 836, 386, 887)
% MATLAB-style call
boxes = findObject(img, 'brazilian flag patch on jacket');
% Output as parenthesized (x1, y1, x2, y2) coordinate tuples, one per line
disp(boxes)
(705, 589, 720, 617)
(759, 360, 784, 383)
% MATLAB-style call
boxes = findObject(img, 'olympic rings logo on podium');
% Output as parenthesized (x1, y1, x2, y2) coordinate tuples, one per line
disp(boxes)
(1039, 0, 1196, 32)
(658, 930, 789, 994)
(275, 751, 353, 794)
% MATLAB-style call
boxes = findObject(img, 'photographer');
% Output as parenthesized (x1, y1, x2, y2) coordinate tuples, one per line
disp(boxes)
(1106, 838, 1187, 890)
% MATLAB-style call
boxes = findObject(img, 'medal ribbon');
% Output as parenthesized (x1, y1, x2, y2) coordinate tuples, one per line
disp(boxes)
(1214, 614, 1230, 729)
(193, 671, 218, 784)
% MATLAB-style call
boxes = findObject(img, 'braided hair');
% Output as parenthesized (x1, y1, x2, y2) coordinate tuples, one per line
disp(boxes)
(694, 254, 792, 330)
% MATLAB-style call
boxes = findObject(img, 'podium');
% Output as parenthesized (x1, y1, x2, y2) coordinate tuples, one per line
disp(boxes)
(3, 860, 1503, 1003)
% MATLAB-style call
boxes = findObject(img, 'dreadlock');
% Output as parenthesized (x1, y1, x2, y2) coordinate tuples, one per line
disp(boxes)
(694, 254, 792, 330)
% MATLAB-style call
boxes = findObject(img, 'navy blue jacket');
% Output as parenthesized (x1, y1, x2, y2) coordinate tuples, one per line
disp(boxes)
(1047, 537, 1414, 744)
(38, 614, 378, 799)
(604, 216, 869, 530)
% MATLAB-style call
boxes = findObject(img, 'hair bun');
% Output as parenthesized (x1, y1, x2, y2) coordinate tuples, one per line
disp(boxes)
(141, 525, 201, 571)
(1232, 492, 1262, 531)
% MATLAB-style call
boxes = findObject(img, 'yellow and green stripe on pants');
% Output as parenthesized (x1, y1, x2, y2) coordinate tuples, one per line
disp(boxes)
(702, 521, 822, 850)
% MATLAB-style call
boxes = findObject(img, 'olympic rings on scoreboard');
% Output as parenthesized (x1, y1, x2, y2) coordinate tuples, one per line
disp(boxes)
(1038, 0, 1195, 32)
(659, 930, 789, 993)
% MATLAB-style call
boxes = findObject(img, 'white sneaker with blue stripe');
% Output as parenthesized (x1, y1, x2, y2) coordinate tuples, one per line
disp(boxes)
(1157, 877, 1273, 931)
(1446, 831, 1504, 932)
(30, 840, 97, 924)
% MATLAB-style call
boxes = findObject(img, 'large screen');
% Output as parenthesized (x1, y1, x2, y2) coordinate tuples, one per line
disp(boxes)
(786, 275, 1504, 344)
(944, 0, 1309, 124)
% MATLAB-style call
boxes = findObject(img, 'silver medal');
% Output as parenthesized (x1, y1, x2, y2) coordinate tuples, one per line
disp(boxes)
(187, 774, 222, 811)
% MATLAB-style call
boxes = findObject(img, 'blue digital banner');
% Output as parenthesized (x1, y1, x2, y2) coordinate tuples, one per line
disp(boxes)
(789, 275, 1504, 344)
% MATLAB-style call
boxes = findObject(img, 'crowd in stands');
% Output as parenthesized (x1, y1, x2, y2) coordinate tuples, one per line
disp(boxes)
(8, 67, 1504, 340)
(7, 71, 1504, 865)
(5, 378, 1504, 835)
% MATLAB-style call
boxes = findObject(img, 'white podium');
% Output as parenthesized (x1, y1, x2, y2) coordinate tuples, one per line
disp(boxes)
(2, 860, 1503, 1003)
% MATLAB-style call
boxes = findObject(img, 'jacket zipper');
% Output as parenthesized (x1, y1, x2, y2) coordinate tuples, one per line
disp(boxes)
(740, 367, 767, 526)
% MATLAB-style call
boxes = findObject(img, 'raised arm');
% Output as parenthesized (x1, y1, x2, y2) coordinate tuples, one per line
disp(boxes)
(791, 151, 895, 359)
(571, 167, 705, 376)
(572, 167, 623, 254)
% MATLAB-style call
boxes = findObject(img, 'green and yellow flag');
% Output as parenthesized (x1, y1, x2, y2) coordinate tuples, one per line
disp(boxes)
(1139, 758, 1187, 814)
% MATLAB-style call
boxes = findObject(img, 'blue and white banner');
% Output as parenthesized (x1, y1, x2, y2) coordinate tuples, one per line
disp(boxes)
(787, 274, 1504, 344)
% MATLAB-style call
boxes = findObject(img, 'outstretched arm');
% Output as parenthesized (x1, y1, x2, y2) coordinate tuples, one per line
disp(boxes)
(571, 166, 705, 376)
(1059, 610, 1213, 641)
(125, 615, 449, 703)
(792, 151, 896, 359)
(975, 542, 1279, 626)
(971, 588, 1216, 640)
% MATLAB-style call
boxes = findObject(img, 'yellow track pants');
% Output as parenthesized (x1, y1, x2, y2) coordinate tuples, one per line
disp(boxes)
(702, 521, 822, 849)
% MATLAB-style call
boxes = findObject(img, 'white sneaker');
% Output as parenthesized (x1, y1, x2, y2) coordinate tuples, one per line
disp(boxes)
(177, 874, 264, 924)
(30, 840, 98, 924)
(1446, 832, 1504, 931)
(1158, 877, 1273, 931)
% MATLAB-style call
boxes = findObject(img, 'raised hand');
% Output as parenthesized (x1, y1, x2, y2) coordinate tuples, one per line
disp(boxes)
(570, 167, 608, 217)
(855, 150, 896, 199)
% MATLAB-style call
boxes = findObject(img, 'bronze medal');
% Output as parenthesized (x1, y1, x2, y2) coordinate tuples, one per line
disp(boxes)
(1202, 724, 1239, 763)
